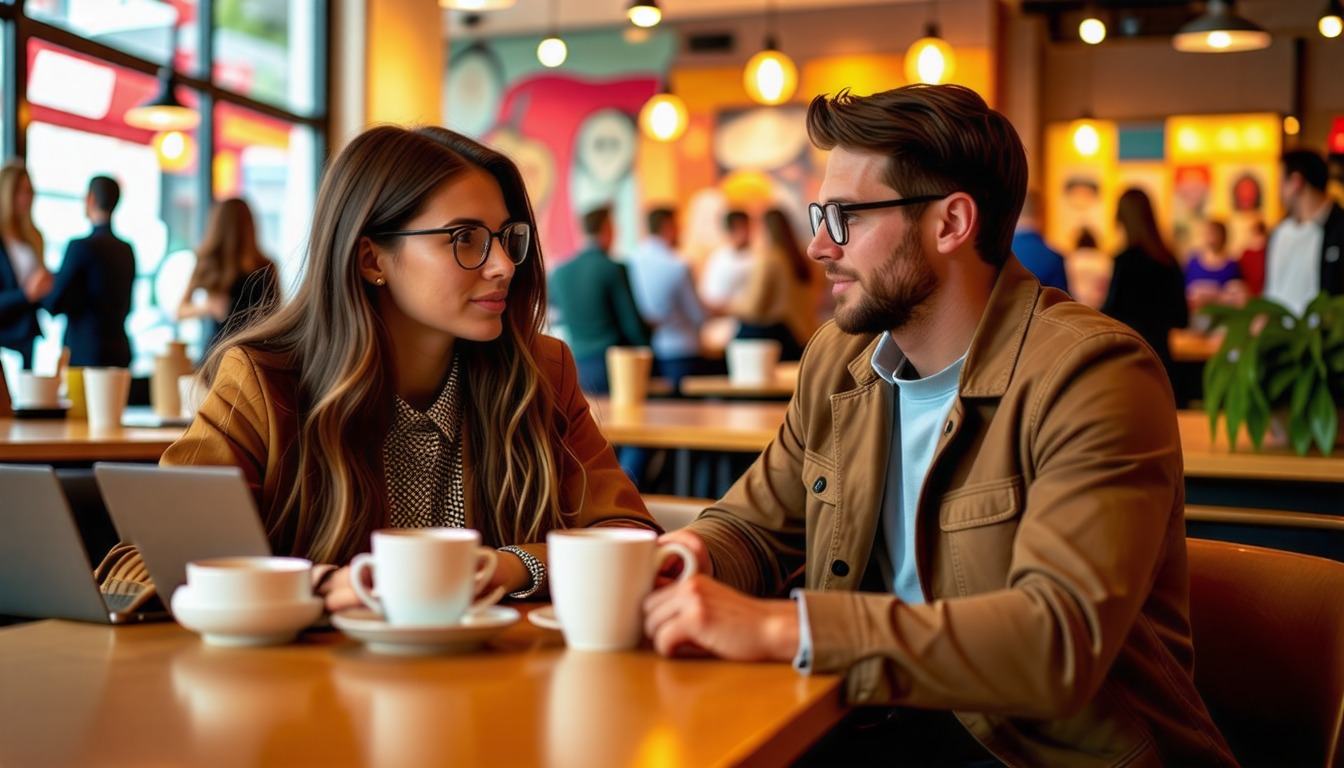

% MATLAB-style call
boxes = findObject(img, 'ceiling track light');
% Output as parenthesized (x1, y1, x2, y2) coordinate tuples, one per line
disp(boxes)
(1172, 0, 1271, 53)
(628, 0, 661, 28)
(1320, 0, 1344, 38)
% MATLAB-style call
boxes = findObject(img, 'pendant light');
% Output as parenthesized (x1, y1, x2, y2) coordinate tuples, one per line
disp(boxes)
(125, 68, 199, 131)
(639, 85, 688, 142)
(627, 0, 661, 28)
(440, 0, 516, 10)
(743, 0, 798, 106)
(1079, 5, 1107, 45)
(1320, 0, 1344, 38)
(1172, 0, 1271, 53)
(904, 2, 956, 85)
(537, 0, 566, 67)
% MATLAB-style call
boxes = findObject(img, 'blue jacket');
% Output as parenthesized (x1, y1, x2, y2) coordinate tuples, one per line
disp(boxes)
(0, 240, 43, 359)
(42, 224, 136, 367)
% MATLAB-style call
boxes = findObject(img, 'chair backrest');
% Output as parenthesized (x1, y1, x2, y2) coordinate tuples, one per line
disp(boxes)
(641, 494, 713, 532)
(1186, 538, 1344, 768)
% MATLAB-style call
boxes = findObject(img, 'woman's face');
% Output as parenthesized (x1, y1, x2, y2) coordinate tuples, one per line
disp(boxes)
(368, 168, 520, 347)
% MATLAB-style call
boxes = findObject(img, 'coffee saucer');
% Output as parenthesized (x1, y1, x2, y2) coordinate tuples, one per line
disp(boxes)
(171, 587, 324, 647)
(332, 605, 520, 655)
(527, 605, 561, 630)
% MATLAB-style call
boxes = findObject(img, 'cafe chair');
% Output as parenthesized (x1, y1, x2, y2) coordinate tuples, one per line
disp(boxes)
(1186, 538, 1344, 768)
(641, 494, 713, 532)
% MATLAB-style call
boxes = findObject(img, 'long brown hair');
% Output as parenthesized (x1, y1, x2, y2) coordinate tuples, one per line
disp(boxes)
(200, 125, 571, 565)
(763, 209, 812, 282)
(1116, 188, 1174, 267)
(0, 160, 43, 257)
(191, 197, 264, 294)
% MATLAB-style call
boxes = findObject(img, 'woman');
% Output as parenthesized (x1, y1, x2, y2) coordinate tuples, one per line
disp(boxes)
(1183, 220, 1246, 315)
(177, 197, 280, 354)
(1101, 189, 1188, 382)
(0, 160, 51, 369)
(100, 126, 658, 609)
(733, 209, 816, 360)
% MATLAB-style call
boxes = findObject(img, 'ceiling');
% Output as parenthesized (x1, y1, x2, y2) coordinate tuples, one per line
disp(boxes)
(445, 0, 928, 37)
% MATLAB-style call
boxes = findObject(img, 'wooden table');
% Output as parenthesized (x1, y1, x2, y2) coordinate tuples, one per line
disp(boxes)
(1170, 329, 1222, 364)
(679, 363, 800, 400)
(0, 418, 186, 463)
(0, 616, 846, 768)
(590, 398, 1344, 484)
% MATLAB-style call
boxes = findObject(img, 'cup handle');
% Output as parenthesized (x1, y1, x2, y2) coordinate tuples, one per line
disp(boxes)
(470, 548, 501, 610)
(654, 542, 699, 585)
(349, 553, 382, 615)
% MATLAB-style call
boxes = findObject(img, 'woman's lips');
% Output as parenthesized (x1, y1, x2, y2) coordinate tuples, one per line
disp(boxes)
(471, 290, 507, 312)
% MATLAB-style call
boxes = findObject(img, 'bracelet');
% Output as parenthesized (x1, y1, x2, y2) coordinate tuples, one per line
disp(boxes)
(498, 546, 546, 599)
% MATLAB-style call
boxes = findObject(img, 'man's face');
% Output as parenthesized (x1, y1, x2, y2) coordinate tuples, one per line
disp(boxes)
(729, 220, 750, 250)
(1281, 169, 1304, 211)
(807, 148, 938, 335)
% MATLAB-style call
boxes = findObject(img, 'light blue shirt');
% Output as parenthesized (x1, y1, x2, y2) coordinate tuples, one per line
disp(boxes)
(794, 332, 965, 672)
(624, 236, 706, 360)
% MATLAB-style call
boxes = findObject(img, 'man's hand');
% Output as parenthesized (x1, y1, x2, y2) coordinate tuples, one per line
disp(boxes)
(23, 269, 52, 303)
(655, 529, 713, 588)
(643, 574, 799, 662)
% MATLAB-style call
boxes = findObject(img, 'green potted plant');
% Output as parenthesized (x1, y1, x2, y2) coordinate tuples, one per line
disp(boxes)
(1201, 291, 1344, 456)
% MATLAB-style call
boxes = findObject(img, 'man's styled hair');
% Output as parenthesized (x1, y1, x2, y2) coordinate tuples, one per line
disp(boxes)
(725, 210, 748, 229)
(581, 206, 612, 237)
(89, 176, 121, 214)
(647, 208, 675, 236)
(806, 84, 1028, 266)
(1282, 149, 1329, 192)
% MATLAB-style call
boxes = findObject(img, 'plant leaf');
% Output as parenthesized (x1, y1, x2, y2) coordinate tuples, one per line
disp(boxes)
(1225, 376, 1247, 450)
(1245, 387, 1270, 451)
(1309, 384, 1339, 456)
(1291, 367, 1316, 417)
(1290, 404, 1314, 456)
(1267, 363, 1301, 402)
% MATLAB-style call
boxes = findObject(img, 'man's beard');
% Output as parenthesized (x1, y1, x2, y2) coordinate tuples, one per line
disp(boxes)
(830, 225, 937, 335)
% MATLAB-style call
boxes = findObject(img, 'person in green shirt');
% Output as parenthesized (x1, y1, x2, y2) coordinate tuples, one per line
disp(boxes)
(549, 206, 650, 393)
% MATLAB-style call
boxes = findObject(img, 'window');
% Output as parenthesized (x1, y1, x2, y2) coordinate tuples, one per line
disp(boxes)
(26, 0, 202, 75)
(213, 0, 321, 115)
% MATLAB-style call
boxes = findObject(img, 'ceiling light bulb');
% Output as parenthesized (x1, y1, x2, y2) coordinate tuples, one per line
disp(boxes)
(537, 37, 567, 67)
(743, 48, 798, 105)
(1080, 18, 1107, 44)
(639, 93, 688, 142)
(1284, 116, 1301, 136)
(1321, 15, 1343, 38)
(1172, 0, 1271, 52)
(1073, 123, 1100, 157)
(628, 1, 661, 28)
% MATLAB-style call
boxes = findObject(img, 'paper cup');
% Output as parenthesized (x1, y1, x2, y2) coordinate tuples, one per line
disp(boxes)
(66, 367, 87, 418)
(16, 372, 60, 409)
(83, 367, 131, 432)
(726, 339, 781, 387)
(605, 347, 653, 409)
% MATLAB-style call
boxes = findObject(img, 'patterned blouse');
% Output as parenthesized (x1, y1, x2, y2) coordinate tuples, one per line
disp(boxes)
(381, 356, 546, 597)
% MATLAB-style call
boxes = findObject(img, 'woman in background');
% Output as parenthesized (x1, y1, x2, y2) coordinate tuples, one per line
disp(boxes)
(733, 209, 816, 360)
(1183, 219, 1246, 315)
(178, 198, 280, 354)
(1102, 188, 1188, 383)
(101, 125, 658, 609)
(0, 160, 51, 369)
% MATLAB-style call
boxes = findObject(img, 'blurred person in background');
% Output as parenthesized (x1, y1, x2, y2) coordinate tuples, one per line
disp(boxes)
(42, 175, 136, 367)
(1183, 220, 1246, 317)
(1264, 149, 1343, 314)
(178, 197, 280, 356)
(1102, 188, 1188, 383)
(1237, 219, 1267, 296)
(626, 207, 708, 393)
(1064, 228, 1111, 310)
(0, 160, 51, 369)
(1010, 189, 1069, 293)
(698, 210, 754, 316)
(548, 205, 649, 393)
(732, 208, 814, 360)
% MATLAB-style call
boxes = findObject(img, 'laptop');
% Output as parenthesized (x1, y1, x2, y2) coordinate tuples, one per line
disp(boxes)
(0, 464, 162, 623)
(93, 463, 271, 601)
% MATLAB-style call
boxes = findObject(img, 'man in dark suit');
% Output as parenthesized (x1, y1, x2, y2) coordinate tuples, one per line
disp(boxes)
(42, 176, 136, 367)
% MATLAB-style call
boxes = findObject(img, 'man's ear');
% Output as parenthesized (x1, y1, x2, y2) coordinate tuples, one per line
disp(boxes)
(933, 192, 978, 255)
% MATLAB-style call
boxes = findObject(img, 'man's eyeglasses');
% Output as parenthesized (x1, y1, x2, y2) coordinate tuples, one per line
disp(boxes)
(372, 222, 532, 270)
(808, 194, 950, 246)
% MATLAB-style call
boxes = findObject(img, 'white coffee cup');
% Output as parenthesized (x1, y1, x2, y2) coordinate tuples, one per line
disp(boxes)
(350, 528, 500, 626)
(726, 339, 782, 387)
(83, 367, 131, 431)
(16, 371, 60, 409)
(184, 556, 315, 607)
(545, 528, 697, 652)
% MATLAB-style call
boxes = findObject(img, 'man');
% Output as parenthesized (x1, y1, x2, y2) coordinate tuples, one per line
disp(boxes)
(1010, 190, 1069, 293)
(43, 176, 136, 367)
(549, 206, 650, 393)
(1263, 149, 1343, 315)
(698, 210, 754, 315)
(645, 85, 1236, 766)
(625, 208, 707, 391)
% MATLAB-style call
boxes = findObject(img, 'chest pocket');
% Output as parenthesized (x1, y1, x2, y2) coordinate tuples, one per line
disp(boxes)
(801, 452, 837, 508)
(938, 476, 1023, 595)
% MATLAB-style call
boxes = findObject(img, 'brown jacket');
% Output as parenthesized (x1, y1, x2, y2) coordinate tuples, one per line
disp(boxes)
(100, 334, 657, 594)
(689, 259, 1237, 767)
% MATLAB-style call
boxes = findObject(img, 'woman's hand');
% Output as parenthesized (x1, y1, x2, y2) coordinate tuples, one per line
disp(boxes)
(314, 565, 363, 613)
(23, 269, 52, 303)
(486, 550, 532, 596)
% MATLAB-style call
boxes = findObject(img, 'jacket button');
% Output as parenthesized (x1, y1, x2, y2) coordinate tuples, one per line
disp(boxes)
(831, 560, 849, 577)
(812, 477, 827, 494)
(944, 420, 954, 435)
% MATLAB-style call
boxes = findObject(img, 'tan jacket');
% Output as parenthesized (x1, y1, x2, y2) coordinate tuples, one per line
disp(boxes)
(689, 259, 1237, 767)
(100, 334, 657, 594)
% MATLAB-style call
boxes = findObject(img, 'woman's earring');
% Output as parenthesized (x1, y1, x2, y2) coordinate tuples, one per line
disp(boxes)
(374, 277, 385, 286)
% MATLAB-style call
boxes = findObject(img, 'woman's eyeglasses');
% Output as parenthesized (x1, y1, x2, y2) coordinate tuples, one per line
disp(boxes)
(373, 221, 532, 270)
(808, 194, 950, 246)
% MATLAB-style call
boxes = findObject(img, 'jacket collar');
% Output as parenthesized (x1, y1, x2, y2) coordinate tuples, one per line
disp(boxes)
(843, 256, 1040, 399)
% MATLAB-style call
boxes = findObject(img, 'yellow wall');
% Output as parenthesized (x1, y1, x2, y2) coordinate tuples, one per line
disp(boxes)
(366, 0, 444, 126)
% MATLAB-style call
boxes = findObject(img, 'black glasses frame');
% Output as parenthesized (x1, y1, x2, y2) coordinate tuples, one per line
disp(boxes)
(808, 194, 951, 246)
(372, 222, 532, 270)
